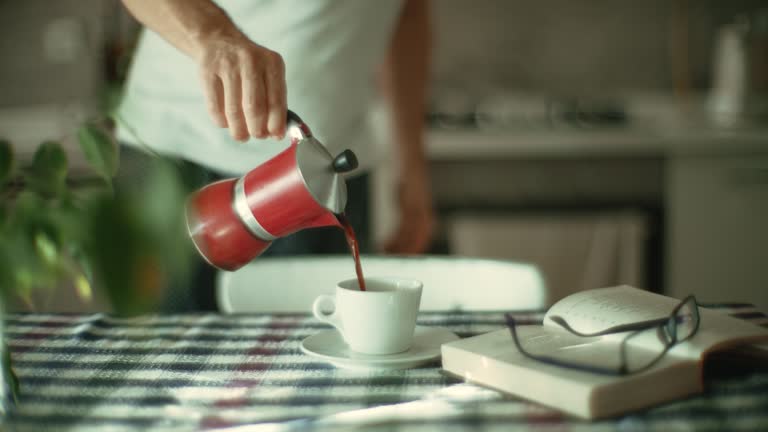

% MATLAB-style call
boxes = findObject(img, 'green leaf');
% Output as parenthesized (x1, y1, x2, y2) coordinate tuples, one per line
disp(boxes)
(68, 245, 93, 283)
(0, 139, 13, 185)
(74, 273, 92, 303)
(136, 159, 194, 288)
(141, 160, 186, 234)
(34, 232, 58, 266)
(29, 141, 68, 197)
(77, 123, 118, 183)
(2, 344, 20, 404)
(84, 195, 162, 316)
(0, 250, 12, 301)
(5, 192, 66, 297)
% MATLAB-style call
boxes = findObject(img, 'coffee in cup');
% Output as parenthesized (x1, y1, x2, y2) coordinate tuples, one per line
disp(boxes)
(312, 277, 423, 355)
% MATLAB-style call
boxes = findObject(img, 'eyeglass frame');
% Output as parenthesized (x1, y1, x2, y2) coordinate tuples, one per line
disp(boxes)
(504, 295, 701, 376)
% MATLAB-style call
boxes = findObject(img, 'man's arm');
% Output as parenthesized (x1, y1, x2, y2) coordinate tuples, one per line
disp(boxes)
(380, 0, 434, 254)
(120, 0, 286, 141)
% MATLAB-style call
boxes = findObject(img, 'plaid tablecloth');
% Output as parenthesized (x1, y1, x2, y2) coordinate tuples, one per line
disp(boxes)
(3, 305, 768, 432)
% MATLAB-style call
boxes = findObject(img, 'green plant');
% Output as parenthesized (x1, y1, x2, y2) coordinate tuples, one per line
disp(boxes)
(0, 119, 194, 402)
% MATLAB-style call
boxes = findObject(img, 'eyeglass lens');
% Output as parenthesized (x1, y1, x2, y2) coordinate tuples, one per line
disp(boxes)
(671, 297, 699, 342)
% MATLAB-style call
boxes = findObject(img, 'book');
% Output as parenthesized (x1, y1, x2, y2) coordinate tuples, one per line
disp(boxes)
(440, 285, 768, 419)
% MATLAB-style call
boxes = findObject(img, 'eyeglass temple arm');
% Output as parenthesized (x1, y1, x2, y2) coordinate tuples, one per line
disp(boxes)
(504, 314, 628, 376)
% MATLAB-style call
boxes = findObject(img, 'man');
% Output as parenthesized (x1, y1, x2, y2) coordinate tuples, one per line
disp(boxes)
(117, 0, 435, 309)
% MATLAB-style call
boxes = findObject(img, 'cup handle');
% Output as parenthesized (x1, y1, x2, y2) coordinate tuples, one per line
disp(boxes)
(312, 295, 343, 333)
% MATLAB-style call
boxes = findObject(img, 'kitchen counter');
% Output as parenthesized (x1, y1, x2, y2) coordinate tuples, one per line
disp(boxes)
(423, 92, 767, 159)
(426, 124, 768, 160)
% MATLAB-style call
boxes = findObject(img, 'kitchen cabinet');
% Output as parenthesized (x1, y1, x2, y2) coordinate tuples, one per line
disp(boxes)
(371, 128, 666, 305)
(427, 155, 664, 305)
(447, 210, 650, 304)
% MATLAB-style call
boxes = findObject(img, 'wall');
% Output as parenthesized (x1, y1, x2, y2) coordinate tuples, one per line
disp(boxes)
(0, 0, 109, 108)
(3, 1, 767, 108)
(430, 0, 767, 99)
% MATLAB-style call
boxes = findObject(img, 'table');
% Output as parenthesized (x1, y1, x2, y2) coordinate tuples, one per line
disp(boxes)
(3, 305, 768, 432)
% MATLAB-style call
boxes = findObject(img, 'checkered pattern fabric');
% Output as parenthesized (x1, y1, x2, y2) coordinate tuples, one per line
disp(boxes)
(3, 305, 768, 432)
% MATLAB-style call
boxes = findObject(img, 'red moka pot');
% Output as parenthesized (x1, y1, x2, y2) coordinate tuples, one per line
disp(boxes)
(186, 110, 358, 271)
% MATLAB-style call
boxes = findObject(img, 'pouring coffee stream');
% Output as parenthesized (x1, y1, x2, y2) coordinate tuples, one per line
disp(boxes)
(337, 213, 366, 291)
(186, 110, 367, 290)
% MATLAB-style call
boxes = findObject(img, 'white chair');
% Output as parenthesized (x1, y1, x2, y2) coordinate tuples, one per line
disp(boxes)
(216, 255, 547, 313)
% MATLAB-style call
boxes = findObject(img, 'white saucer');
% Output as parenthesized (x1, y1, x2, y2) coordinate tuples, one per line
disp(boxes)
(300, 326, 459, 371)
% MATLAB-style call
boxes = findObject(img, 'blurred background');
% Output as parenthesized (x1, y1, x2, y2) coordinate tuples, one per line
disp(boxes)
(1, 0, 767, 309)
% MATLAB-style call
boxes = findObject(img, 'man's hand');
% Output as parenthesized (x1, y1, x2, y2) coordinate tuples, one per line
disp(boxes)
(194, 32, 287, 142)
(120, 0, 287, 142)
(384, 170, 435, 254)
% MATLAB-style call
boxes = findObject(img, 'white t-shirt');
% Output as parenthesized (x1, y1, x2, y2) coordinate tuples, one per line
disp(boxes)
(117, 0, 403, 176)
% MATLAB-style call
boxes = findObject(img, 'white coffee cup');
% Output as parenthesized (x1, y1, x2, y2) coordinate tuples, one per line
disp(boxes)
(312, 277, 423, 355)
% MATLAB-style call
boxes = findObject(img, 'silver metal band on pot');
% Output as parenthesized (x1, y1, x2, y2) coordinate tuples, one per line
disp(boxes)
(233, 176, 278, 241)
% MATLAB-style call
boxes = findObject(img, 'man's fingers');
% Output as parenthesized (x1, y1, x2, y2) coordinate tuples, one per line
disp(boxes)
(221, 72, 249, 142)
(202, 71, 227, 128)
(264, 53, 287, 139)
(198, 40, 287, 143)
(242, 61, 268, 138)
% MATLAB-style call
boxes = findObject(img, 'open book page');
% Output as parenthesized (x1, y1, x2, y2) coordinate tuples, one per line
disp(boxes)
(669, 307, 768, 359)
(543, 286, 768, 359)
(507, 324, 677, 374)
(543, 286, 680, 332)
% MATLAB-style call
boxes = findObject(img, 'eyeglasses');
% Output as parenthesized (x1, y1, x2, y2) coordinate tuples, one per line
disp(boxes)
(505, 295, 700, 376)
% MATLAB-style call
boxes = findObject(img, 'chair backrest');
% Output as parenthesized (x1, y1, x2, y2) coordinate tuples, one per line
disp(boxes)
(216, 255, 547, 313)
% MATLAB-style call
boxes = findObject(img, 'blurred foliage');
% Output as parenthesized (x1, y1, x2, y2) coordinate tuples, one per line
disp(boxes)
(78, 124, 120, 184)
(2, 347, 18, 406)
(0, 140, 13, 185)
(0, 122, 194, 316)
(0, 119, 197, 405)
